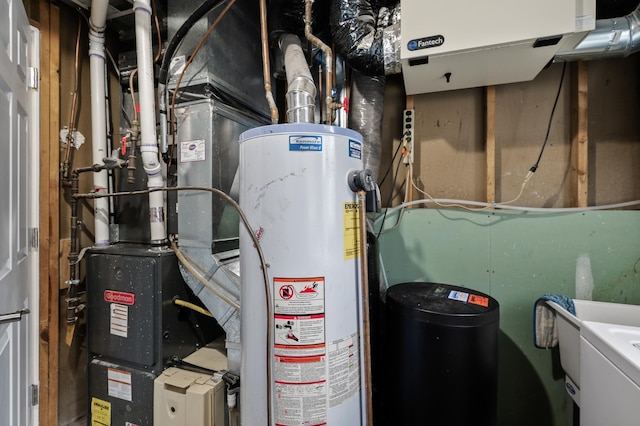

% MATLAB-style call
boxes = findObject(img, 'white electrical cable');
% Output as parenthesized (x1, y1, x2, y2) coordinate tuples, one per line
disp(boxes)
(375, 198, 640, 231)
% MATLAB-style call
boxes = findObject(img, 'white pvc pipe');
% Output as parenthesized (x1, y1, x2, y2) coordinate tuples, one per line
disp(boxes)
(134, 0, 166, 243)
(88, 0, 111, 246)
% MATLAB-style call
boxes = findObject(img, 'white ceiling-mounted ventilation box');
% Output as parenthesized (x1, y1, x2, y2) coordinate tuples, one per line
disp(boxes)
(400, 0, 596, 94)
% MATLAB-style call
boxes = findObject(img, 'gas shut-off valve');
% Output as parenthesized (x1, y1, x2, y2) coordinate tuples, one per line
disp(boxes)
(348, 169, 379, 213)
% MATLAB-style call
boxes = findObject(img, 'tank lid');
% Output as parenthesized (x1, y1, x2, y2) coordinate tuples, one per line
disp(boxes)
(387, 282, 499, 326)
(238, 123, 362, 143)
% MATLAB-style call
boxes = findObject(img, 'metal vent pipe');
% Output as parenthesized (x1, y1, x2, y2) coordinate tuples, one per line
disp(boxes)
(555, 4, 640, 60)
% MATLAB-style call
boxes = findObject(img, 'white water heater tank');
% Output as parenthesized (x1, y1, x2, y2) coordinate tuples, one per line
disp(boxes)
(238, 123, 366, 426)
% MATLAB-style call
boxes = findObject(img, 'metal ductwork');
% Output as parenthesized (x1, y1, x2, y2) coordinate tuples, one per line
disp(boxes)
(555, 3, 640, 60)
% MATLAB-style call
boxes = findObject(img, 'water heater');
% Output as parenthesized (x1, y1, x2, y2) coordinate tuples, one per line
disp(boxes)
(238, 123, 366, 426)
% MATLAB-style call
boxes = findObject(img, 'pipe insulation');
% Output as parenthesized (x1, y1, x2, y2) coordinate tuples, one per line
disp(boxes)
(88, 0, 111, 246)
(280, 34, 316, 123)
(555, 4, 640, 60)
(330, 0, 401, 76)
(134, 0, 167, 243)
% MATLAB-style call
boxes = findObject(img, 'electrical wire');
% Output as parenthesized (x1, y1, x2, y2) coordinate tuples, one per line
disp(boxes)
(168, 0, 237, 169)
(151, 0, 163, 64)
(173, 298, 215, 317)
(376, 149, 405, 239)
(374, 198, 640, 234)
(129, 69, 138, 122)
(531, 62, 568, 174)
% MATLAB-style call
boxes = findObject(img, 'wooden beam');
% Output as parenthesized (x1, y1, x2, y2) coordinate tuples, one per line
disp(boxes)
(37, 0, 60, 424)
(571, 61, 589, 207)
(486, 86, 496, 203)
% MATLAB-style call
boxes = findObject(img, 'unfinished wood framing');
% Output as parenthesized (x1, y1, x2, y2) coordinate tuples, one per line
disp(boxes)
(36, 0, 60, 424)
(571, 61, 589, 207)
(485, 86, 496, 203)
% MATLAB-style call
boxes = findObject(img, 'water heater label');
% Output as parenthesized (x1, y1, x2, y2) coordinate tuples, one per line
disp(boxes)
(289, 135, 323, 152)
(273, 277, 328, 426)
(343, 202, 361, 260)
(328, 332, 360, 408)
(180, 139, 206, 162)
(348, 140, 362, 159)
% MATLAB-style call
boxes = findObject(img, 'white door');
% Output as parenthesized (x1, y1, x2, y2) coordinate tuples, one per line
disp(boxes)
(0, 0, 40, 424)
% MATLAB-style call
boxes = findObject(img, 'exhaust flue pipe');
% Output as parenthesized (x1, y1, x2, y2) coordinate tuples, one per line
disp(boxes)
(134, 0, 167, 244)
(88, 0, 111, 246)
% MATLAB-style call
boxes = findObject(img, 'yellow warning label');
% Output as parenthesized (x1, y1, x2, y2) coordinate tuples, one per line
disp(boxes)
(343, 202, 361, 260)
(91, 397, 111, 426)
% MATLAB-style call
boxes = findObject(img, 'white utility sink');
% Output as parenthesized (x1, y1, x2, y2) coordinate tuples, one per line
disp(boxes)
(580, 321, 640, 426)
(546, 299, 640, 404)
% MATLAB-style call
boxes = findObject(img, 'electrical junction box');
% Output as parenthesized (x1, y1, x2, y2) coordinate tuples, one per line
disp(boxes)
(400, 0, 596, 94)
(154, 368, 225, 426)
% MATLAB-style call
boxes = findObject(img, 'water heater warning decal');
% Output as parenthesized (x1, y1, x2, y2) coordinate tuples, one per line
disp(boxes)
(273, 277, 327, 426)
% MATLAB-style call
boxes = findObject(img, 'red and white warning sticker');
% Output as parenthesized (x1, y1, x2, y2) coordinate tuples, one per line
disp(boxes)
(273, 277, 328, 426)
(274, 278, 325, 316)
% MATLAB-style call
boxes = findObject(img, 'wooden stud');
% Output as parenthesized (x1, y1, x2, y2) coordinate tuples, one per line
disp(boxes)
(486, 86, 496, 203)
(571, 61, 589, 207)
(37, 0, 60, 424)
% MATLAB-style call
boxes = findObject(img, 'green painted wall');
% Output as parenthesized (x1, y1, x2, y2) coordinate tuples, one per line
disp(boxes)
(376, 208, 640, 426)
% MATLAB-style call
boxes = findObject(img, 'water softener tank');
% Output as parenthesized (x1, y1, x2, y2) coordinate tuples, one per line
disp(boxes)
(385, 282, 499, 426)
(239, 123, 366, 426)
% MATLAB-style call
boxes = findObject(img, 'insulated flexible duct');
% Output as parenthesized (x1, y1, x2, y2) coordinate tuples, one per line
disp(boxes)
(330, 0, 401, 76)
(349, 70, 385, 182)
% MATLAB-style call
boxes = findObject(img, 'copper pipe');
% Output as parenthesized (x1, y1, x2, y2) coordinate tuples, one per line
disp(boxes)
(260, 0, 279, 123)
(358, 190, 373, 425)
